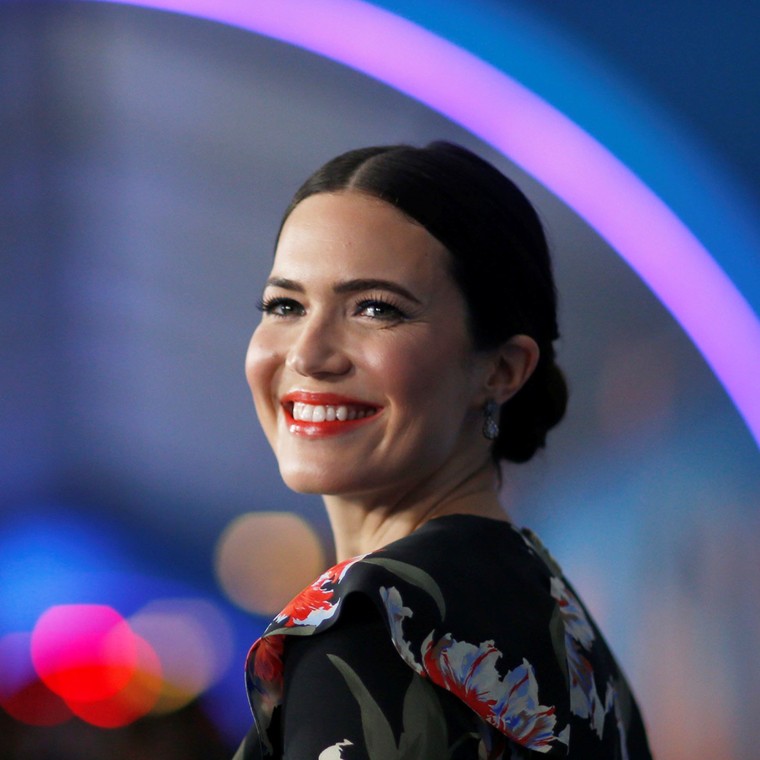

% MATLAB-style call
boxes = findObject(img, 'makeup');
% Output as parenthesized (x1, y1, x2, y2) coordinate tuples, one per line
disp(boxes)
(281, 391, 382, 438)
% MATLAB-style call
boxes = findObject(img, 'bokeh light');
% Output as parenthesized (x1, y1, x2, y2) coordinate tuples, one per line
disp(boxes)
(129, 598, 234, 714)
(64, 633, 162, 728)
(215, 512, 325, 615)
(3, 599, 232, 729)
(0, 507, 133, 634)
(30, 605, 138, 704)
(0, 506, 241, 732)
(0, 632, 72, 727)
(86, 0, 760, 450)
(596, 334, 678, 438)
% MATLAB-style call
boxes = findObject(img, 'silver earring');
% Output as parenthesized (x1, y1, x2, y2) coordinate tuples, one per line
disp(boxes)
(482, 400, 500, 441)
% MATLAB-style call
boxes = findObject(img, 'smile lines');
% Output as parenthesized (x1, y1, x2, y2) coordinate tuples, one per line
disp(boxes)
(291, 402, 378, 423)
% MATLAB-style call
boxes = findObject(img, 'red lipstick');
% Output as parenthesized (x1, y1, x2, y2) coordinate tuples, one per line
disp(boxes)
(282, 391, 375, 406)
(281, 391, 382, 438)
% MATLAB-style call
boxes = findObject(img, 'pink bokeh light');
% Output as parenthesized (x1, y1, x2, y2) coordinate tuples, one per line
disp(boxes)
(30, 605, 138, 704)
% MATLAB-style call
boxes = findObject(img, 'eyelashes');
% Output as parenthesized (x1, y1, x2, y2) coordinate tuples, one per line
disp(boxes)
(257, 293, 411, 322)
(352, 298, 409, 321)
(257, 296, 304, 317)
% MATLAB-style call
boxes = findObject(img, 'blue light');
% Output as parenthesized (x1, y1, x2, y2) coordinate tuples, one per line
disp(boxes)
(377, 0, 760, 310)
(0, 504, 161, 632)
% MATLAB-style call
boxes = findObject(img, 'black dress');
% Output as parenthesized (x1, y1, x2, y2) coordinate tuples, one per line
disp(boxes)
(234, 514, 652, 759)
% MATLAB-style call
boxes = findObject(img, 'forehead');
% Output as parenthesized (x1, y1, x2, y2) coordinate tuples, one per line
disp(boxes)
(272, 192, 450, 283)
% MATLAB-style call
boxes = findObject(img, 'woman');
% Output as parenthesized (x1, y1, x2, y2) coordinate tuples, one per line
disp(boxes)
(235, 142, 652, 759)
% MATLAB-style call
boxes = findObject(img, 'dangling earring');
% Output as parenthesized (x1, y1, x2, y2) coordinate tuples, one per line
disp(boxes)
(482, 400, 500, 441)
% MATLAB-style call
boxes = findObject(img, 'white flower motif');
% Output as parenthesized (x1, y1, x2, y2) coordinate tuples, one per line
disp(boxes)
(422, 633, 503, 708)
(379, 586, 424, 674)
(550, 577, 595, 649)
(551, 576, 608, 737)
(489, 658, 559, 753)
(318, 739, 353, 759)
(609, 679, 630, 760)
(422, 634, 558, 753)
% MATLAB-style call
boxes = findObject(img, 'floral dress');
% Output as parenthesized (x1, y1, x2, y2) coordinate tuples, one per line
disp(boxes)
(233, 514, 652, 759)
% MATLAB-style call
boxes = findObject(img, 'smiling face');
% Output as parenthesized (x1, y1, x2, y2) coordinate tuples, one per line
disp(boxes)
(245, 191, 495, 502)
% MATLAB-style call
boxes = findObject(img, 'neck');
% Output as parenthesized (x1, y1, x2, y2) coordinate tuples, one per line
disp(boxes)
(323, 459, 508, 561)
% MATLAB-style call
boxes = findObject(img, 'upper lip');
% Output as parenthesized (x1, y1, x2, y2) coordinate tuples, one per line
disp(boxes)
(281, 391, 380, 408)
(281, 390, 379, 407)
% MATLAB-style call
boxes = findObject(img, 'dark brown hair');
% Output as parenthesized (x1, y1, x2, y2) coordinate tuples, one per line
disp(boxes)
(280, 142, 568, 463)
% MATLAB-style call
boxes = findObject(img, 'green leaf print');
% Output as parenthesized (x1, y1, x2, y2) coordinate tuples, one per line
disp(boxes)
(328, 654, 399, 759)
(398, 671, 449, 758)
(328, 654, 452, 760)
(549, 603, 569, 689)
(363, 558, 446, 618)
(265, 624, 318, 637)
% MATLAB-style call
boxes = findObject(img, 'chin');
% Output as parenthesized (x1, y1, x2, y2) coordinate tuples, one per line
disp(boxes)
(278, 463, 354, 496)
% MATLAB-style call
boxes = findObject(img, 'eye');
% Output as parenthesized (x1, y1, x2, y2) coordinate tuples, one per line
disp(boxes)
(257, 296, 305, 318)
(354, 299, 408, 321)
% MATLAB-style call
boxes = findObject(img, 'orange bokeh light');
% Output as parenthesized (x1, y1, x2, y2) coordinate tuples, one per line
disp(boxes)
(215, 511, 325, 615)
(129, 598, 233, 715)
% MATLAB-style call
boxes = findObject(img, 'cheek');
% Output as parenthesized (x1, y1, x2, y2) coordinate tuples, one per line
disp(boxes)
(370, 333, 470, 406)
(245, 327, 282, 419)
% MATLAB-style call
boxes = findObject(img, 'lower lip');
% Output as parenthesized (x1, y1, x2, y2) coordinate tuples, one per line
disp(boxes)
(283, 408, 381, 439)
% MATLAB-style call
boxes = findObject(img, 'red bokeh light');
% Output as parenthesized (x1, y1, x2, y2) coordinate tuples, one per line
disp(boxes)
(66, 633, 163, 728)
(4, 599, 225, 729)
(0, 632, 72, 726)
(31, 605, 138, 703)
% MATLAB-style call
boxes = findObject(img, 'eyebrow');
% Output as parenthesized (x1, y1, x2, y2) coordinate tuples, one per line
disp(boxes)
(265, 277, 422, 305)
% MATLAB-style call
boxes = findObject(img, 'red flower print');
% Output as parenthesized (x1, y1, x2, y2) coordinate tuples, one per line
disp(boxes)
(422, 633, 559, 753)
(246, 633, 286, 721)
(276, 579, 336, 627)
(322, 555, 365, 584)
(490, 660, 558, 753)
(422, 633, 500, 720)
(275, 555, 365, 628)
(254, 634, 285, 686)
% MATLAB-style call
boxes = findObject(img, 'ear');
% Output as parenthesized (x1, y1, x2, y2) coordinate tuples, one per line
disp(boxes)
(481, 334, 540, 405)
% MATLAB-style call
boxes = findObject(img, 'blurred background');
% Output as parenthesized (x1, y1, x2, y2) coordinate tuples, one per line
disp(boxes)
(1, 0, 758, 757)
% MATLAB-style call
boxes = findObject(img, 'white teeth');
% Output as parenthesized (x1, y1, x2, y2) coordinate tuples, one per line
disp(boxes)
(290, 402, 375, 422)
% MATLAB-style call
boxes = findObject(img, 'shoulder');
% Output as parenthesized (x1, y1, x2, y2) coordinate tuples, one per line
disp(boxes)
(337, 516, 571, 754)
(356, 515, 560, 644)
(340, 515, 650, 759)
(248, 515, 652, 759)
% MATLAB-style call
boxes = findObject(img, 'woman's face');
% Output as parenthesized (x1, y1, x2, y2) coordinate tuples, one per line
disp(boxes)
(245, 191, 494, 500)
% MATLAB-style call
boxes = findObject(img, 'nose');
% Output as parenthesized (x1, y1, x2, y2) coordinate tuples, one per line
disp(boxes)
(285, 313, 352, 378)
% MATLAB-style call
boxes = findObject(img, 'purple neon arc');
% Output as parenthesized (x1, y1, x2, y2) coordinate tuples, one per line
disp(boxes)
(89, 0, 760, 448)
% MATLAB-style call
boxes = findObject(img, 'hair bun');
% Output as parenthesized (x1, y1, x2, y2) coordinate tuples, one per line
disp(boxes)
(493, 358, 568, 463)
